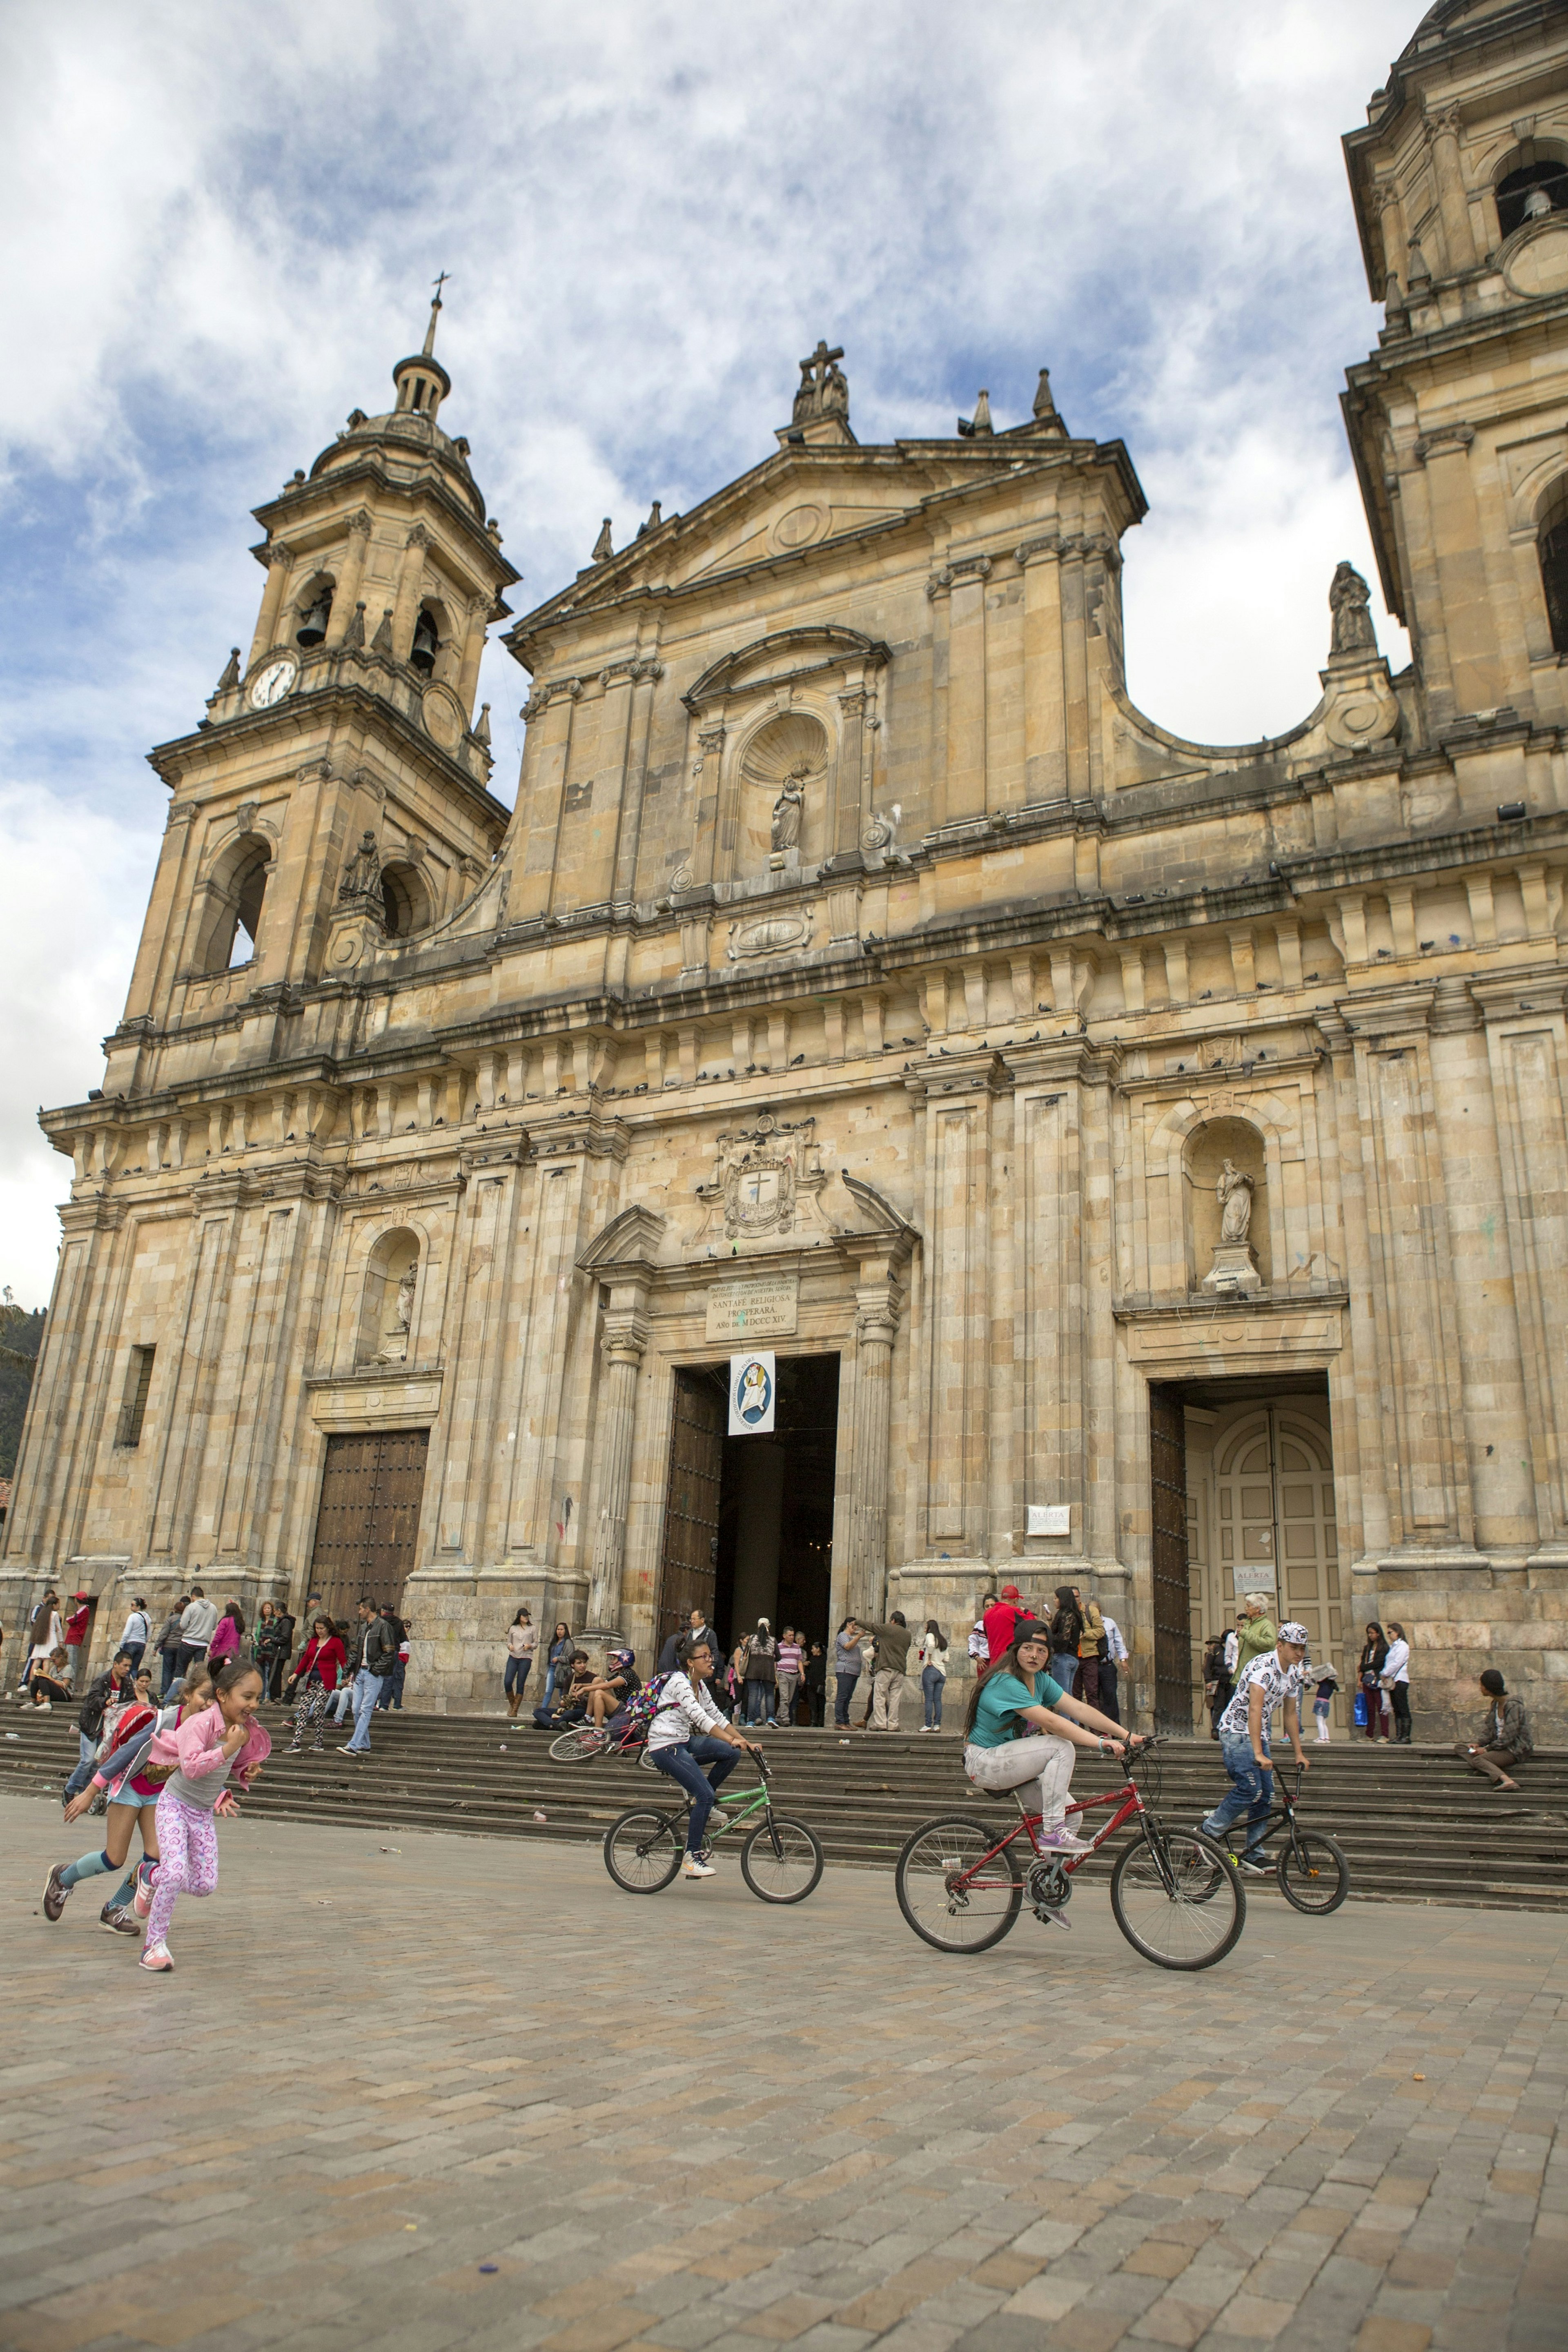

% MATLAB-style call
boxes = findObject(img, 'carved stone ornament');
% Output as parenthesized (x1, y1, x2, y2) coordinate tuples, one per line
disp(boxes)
(726, 907, 816, 961)
(697, 1113, 822, 1241)
(338, 830, 382, 904)
(421, 682, 466, 751)
(791, 340, 849, 425)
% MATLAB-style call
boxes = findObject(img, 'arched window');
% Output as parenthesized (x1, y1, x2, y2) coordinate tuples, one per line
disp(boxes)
(380, 862, 433, 938)
(409, 604, 441, 677)
(1538, 479, 1568, 656)
(1497, 153, 1568, 239)
(199, 839, 272, 973)
(294, 574, 334, 647)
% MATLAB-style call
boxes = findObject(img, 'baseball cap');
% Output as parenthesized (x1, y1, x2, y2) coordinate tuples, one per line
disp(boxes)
(1000, 1584, 1021, 1601)
(1279, 1621, 1310, 1645)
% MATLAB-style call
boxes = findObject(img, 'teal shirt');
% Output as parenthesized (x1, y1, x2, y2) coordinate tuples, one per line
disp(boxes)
(970, 1666, 1065, 1749)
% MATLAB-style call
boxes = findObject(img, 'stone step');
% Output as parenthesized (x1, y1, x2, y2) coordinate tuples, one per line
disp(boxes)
(4, 1711, 1564, 1908)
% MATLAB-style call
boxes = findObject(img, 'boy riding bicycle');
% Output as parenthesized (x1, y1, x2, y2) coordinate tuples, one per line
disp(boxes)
(1202, 1619, 1312, 1871)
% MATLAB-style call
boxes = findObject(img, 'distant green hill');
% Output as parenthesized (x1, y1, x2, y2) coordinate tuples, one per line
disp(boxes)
(0, 1306, 45, 1479)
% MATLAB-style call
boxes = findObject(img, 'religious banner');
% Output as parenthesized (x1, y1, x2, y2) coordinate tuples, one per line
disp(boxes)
(728, 1351, 776, 1435)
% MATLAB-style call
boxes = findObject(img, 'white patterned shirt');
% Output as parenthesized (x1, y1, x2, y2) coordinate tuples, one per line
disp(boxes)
(1217, 1650, 1309, 1743)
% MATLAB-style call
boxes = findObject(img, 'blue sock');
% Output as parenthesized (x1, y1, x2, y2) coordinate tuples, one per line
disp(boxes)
(59, 1849, 113, 1890)
(107, 1873, 137, 1909)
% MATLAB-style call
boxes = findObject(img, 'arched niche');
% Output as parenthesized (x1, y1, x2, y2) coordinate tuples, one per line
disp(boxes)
(735, 711, 829, 880)
(381, 860, 434, 938)
(356, 1227, 421, 1365)
(195, 833, 273, 974)
(1184, 1116, 1270, 1291)
(292, 570, 336, 648)
(1536, 475, 1568, 656)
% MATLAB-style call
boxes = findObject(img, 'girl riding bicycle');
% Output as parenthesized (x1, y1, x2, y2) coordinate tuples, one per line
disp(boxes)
(964, 1619, 1138, 1850)
(647, 1638, 763, 1880)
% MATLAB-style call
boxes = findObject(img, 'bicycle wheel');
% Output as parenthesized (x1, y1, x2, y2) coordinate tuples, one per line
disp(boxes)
(741, 1813, 824, 1904)
(603, 1808, 682, 1893)
(1110, 1825, 1244, 1970)
(1277, 1830, 1350, 1915)
(895, 1815, 1024, 1953)
(550, 1724, 608, 1762)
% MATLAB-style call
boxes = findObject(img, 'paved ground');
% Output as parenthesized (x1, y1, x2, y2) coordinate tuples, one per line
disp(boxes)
(0, 1793, 1563, 2352)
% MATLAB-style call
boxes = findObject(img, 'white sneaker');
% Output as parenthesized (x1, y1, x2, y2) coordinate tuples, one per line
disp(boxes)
(1038, 1826, 1092, 1854)
(681, 1856, 716, 1879)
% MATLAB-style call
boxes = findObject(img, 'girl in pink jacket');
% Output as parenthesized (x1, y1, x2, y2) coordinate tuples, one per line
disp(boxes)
(137, 1659, 270, 1973)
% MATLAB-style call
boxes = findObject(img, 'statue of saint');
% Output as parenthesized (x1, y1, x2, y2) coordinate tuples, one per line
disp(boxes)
(1328, 561, 1378, 658)
(377, 1258, 418, 1363)
(339, 830, 381, 902)
(1217, 1160, 1255, 1243)
(821, 360, 849, 416)
(791, 364, 816, 424)
(771, 768, 807, 852)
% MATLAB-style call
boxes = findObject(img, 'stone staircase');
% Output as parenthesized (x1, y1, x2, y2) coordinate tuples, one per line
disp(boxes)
(4, 1707, 1566, 1910)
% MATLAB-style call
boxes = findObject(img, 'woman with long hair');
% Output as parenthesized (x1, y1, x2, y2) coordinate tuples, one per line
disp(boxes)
(833, 1617, 862, 1728)
(283, 1616, 347, 1754)
(1381, 1621, 1412, 1745)
(918, 1620, 949, 1733)
(208, 1601, 245, 1671)
(963, 1618, 1136, 1853)
(742, 1619, 778, 1727)
(542, 1622, 575, 1714)
(1359, 1621, 1390, 1742)
(505, 1607, 537, 1719)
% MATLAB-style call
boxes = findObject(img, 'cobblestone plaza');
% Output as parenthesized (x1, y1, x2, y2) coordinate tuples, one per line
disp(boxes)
(1, 1796, 1562, 2352)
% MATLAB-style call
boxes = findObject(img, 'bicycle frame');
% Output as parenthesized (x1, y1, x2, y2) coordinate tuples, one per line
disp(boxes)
(646, 1753, 775, 1843)
(955, 1775, 1152, 1891)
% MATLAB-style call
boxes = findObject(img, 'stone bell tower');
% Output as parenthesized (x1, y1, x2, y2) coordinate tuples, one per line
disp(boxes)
(1342, 0, 1568, 748)
(104, 285, 519, 1099)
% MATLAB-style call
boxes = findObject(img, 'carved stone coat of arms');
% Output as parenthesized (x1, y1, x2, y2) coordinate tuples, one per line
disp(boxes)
(697, 1113, 822, 1242)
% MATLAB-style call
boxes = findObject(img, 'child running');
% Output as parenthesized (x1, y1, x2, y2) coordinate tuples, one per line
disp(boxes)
(44, 1664, 216, 1933)
(646, 1637, 762, 1880)
(136, 1659, 270, 1973)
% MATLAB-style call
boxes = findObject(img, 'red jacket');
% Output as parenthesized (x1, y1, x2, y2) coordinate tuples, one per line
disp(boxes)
(295, 1635, 346, 1691)
(984, 1601, 1025, 1663)
(66, 1605, 91, 1648)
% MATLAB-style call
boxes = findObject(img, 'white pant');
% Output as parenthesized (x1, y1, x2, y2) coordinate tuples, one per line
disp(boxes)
(871, 1670, 907, 1731)
(964, 1732, 1076, 1831)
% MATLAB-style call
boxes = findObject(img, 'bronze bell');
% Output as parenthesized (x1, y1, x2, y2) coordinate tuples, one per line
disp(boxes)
(410, 610, 439, 675)
(295, 590, 332, 647)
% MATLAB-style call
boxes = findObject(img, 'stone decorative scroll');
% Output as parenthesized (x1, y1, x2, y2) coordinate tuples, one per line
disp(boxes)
(726, 908, 815, 961)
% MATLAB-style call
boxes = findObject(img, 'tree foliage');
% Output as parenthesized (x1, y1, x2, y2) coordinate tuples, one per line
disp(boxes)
(0, 1304, 45, 1479)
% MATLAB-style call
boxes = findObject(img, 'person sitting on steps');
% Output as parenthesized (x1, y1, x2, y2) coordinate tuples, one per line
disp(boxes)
(1455, 1668, 1532, 1791)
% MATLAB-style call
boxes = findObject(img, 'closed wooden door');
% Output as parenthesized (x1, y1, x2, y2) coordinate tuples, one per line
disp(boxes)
(1149, 1383, 1194, 1732)
(308, 1428, 430, 1625)
(654, 1370, 724, 1663)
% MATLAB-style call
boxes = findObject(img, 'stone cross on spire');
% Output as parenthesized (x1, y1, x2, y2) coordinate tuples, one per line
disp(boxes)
(423, 271, 452, 358)
(781, 338, 854, 448)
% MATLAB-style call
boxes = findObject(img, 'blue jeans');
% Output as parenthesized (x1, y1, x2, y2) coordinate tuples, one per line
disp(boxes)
(744, 1681, 772, 1725)
(503, 1657, 532, 1701)
(922, 1667, 945, 1728)
(1203, 1735, 1273, 1860)
(650, 1735, 740, 1852)
(1049, 1652, 1078, 1693)
(343, 1668, 381, 1753)
(377, 1661, 406, 1710)
(835, 1673, 859, 1726)
(64, 1731, 98, 1802)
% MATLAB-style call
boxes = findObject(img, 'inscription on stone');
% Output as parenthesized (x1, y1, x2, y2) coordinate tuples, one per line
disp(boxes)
(704, 1274, 800, 1343)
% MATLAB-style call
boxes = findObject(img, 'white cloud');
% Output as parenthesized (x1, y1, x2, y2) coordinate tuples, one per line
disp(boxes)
(0, 0, 1428, 1294)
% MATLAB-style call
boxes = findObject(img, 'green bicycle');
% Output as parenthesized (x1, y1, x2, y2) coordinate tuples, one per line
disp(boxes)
(602, 1749, 824, 1904)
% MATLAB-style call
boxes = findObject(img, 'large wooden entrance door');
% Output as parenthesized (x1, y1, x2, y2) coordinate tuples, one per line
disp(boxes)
(307, 1428, 430, 1625)
(1148, 1383, 1194, 1733)
(654, 1371, 724, 1663)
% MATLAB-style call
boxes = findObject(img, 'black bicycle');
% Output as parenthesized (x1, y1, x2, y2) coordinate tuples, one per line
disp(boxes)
(602, 1748, 824, 1904)
(1208, 1763, 1350, 1914)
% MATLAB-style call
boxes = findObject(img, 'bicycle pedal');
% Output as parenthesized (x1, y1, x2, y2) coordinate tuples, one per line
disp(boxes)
(1033, 1903, 1071, 1930)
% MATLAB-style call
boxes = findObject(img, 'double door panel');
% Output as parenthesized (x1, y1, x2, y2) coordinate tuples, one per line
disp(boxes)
(308, 1428, 430, 1628)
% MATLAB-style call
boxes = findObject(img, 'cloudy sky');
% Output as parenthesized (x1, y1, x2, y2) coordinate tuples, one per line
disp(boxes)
(0, 0, 1420, 1310)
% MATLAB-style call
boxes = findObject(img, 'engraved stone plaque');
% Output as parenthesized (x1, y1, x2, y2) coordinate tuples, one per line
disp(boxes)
(704, 1274, 800, 1343)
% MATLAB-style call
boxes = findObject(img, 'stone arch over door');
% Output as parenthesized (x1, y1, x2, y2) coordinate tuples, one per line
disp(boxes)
(1143, 1094, 1292, 1300)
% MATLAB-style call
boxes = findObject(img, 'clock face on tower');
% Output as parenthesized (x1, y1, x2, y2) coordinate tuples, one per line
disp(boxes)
(248, 657, 298, 710)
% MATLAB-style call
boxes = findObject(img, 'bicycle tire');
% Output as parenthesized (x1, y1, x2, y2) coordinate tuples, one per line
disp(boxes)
(549, 1724, 608, 1763)
(1277, 1830, 1350, 1915)
(740, 1813, 824, 1905)
(602, 1807, 682, 1894)
(894, 1815, 1024, 1953)
(1110, 1825, 1245, 1971)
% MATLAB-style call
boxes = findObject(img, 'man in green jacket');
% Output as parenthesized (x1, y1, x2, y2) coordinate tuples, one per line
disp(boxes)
(1235, 1593, 1278, 1675)
(860, 1612, 912, 1732)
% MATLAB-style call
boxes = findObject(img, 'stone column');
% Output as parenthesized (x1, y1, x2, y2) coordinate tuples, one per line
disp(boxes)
(585, 1305, 649, 1638)
(1427, 107, 1474, 274)
(391, 523, 431, 663)
(847, 1278, 900, 1626)
(834, 684, 869, 860)
(327, 512, 374, 646)
(247, 544, 294, 668)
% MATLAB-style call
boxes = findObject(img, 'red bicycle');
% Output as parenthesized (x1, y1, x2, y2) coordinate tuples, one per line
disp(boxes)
(893, 1738, 1245, 1971)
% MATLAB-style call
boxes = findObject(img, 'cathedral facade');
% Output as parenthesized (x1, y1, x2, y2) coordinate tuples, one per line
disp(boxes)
(8, 0, 1568, 1736)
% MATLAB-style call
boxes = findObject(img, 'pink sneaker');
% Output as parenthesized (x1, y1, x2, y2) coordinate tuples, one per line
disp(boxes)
(138, 1943, 174, 1972)
(132, 1862, 156, 1921)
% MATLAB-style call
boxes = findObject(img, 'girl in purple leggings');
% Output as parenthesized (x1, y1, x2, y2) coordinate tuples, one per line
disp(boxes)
(136, 1660, 270, 1973)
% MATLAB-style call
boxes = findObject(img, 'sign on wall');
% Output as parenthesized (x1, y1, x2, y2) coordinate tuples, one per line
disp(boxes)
(728, 1351, 777, 1435)
(705, 1273, 799, 1343)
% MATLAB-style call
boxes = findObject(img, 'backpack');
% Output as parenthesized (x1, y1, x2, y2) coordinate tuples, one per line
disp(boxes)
(612, 1673, 672, 1746)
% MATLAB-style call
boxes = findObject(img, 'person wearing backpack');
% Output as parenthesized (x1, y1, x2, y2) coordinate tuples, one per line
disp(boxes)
(63, 1651, 138, 1803)
(644, 1636, 762, 1882)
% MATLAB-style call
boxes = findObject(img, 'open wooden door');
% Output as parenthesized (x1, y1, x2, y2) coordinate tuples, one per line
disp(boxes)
(654, 1370, 724, 1664)
(1148, 1383, 1193, 1733)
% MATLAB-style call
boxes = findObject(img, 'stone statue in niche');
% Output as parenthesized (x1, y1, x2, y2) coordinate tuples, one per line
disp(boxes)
(339, 830, 381, 903)
(771, 766, 807, 852)
(1328, 561, 1378, 658)
(374, 1258, 418, 1363)
(1216, 1160, 1254, 1243)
